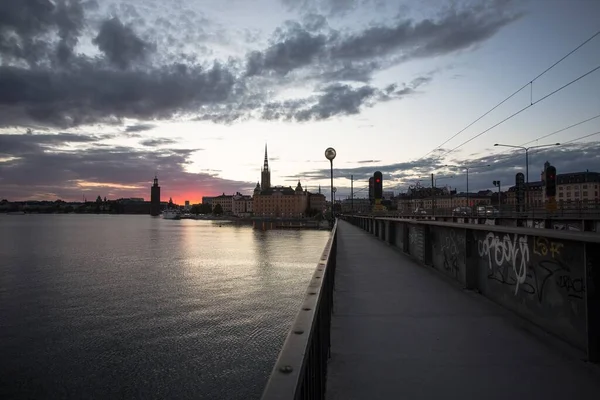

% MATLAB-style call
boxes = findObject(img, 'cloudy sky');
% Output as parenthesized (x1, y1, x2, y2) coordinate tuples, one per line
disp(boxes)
(1, 0, 599, 203)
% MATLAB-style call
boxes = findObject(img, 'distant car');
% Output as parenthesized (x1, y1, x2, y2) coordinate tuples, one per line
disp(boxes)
(452, 207, 472, 216)
(485, 206, 499, 217)
(413, 207, 427, 215)
(476, 206, 487, 216)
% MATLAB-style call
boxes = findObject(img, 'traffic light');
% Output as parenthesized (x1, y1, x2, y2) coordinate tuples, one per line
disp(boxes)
(374, 171, 383, 200)
(545, 166, 556, 197)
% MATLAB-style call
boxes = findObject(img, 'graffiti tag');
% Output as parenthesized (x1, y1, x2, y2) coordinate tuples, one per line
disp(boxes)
(478, 232, 529, 295)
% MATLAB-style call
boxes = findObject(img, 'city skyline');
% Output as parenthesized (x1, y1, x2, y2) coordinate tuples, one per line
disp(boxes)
(1, 0, 599, 204)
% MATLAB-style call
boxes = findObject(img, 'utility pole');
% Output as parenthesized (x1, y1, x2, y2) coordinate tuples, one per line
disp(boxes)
(431, 173, 435, 215)
(351, 174, 354, 214)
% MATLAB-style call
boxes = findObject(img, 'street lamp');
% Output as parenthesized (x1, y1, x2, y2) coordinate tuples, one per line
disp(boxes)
(325, 147, 336, 221)
(444, 164, 490, 208)
(494, 142, 560, 211)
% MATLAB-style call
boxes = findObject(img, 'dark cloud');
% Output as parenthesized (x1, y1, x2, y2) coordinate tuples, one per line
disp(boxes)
(245, 22, 328, 76)
(285, 154, 442, 182)
(0, 0, 86, 66)
(355, 159, 381, 164)
(92, 17, 153, 69)
(0, 131, 99, 156)
(125, 123, 156, 133)
(139, 138, 178, 147)
(0, 62, 238, 128)
(0, 132, 252, 200)
(261, 75, 430, 121)
(248, 0, 520, 80)
(280, 0, 386, 17)
(0, 0, 519, 128)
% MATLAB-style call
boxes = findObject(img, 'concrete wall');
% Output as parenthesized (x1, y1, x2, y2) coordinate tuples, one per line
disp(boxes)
(345, 215, 599, 362)
(430, 226, 467, 285)
(475, 231, 586, 349)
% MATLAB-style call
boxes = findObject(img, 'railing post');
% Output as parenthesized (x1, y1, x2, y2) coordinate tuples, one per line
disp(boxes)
(423, 225, 432, 266)
(387, 220, 395, 245)
(464, 229, 478, 290)
(585, 242, 599, 363)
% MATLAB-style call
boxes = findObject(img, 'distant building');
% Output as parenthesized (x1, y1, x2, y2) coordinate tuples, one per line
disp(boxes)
(341, 198, 371, 213)
(253, 182, 309, 218)
(382, 191, 394, 200)
(184, 200, 190, 211)
(150, 176, 161, 216)
(212, 193, 233, 213)
(550, 170, 600, 205)
(252, 146, 310, 217)
(202, 196, 214, 206)
(232, 192, 253, 216)
(368, 177, 374, 204)
(308, 186, 326, 213)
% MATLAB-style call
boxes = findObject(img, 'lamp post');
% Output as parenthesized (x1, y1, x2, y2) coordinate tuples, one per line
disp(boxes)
(325, 147, 336, 223)
(444, 164, 490, 209)
(494, 142, 560, 213)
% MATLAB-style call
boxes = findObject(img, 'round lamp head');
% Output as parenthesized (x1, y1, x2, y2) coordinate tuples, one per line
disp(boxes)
(325, 147, 336, 161)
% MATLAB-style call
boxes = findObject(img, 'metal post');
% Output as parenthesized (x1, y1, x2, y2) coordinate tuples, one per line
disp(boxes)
(498, 182, 501, 206)
(466, 168, 469, 209)
(525, 149, 529, 214)
(431, 173, 435, 215)
(351, 174, 354, 214)
(330, 160, 334, 220)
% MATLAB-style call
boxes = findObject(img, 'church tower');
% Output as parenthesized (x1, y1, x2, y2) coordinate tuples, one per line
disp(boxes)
(150, 175, 161, 216)
(261, 144, 271, 190)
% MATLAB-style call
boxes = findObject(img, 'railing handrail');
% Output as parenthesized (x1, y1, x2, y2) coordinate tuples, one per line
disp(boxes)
(261, 219, 338, 399)
(341, 215, 600, 243)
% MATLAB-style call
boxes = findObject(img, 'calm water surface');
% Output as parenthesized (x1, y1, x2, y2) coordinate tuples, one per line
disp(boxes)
(0, 214, 330, 399)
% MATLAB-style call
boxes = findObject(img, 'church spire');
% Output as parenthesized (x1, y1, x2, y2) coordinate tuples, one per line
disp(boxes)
(263, 143, 269, 171)
(261, 144, 271, 190)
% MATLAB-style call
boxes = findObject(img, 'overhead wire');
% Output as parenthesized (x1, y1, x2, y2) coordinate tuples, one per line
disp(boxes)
(562, 130, 600, 144)
(416, 29, 600, 162)
(441, 63, 600, 157)
(464, 129, 600, 171)
(469, 112, 600, 161)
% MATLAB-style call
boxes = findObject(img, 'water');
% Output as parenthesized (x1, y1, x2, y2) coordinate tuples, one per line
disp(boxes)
(0, 215, 330, 399)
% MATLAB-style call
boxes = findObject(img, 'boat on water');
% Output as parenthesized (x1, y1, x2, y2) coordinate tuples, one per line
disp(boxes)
(162, 209, 180, 220)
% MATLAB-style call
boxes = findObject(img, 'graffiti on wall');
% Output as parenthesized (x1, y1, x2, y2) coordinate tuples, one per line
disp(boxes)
(553, 222, 581, 231)
(477, 232, 585, 302)
(432, 228, 465, 277)
(408, 226, 425, 262)
(409, 230, 417, 245)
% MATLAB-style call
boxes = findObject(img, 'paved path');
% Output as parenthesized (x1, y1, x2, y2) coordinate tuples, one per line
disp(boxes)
(326, 220, 600, 400)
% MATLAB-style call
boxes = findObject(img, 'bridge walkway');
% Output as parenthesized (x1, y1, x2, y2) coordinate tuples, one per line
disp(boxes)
(326, 220, 600, 400)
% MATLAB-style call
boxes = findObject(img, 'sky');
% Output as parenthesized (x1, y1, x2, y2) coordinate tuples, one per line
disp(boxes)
(0, 0, 599, 204)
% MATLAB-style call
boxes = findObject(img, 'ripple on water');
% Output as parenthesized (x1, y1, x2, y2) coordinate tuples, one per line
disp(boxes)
(0, 216, 330, 399)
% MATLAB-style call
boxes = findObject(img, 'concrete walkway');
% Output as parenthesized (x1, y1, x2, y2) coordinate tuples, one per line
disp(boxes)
(326, 220, 600, 400)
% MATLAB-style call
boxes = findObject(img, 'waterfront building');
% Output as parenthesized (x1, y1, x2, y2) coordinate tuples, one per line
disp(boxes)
(150, 176, 161, 216)
(212, 193, 233, 213)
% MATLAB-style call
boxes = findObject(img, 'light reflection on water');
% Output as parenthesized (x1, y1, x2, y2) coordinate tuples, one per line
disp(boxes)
(0, 215, 330, 399)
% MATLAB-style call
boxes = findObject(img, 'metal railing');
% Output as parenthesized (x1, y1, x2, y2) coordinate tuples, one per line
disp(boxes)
(261, 220, 338, 400)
